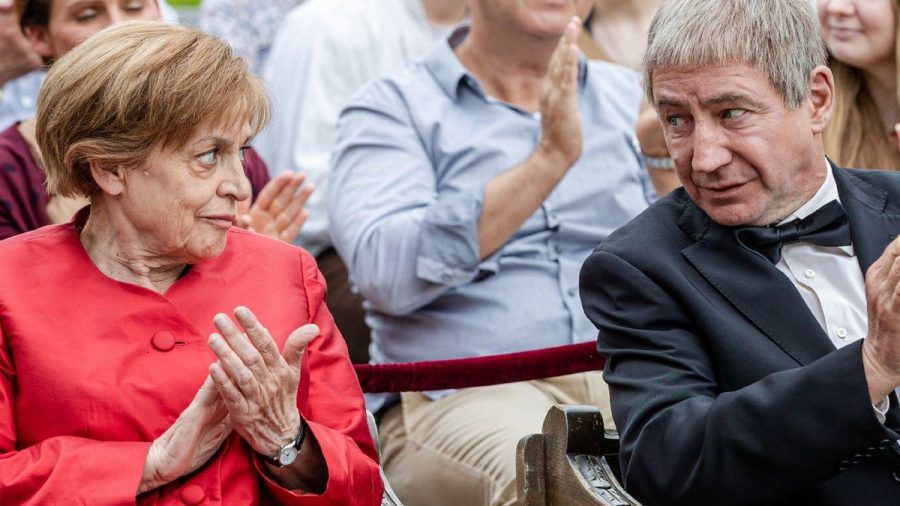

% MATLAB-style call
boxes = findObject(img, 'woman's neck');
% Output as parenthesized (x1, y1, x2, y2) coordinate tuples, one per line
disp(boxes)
(589, 0, 660, 69)
(862, 61, 900, 133)
(79, 199, 186, 294)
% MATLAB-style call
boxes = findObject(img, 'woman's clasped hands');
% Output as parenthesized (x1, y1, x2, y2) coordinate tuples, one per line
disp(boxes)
(139, 307, 323, 494)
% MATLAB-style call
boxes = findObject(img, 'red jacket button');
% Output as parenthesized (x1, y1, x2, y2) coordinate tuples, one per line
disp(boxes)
(180, 484, 205, 505)
(151, 331, 176, 352)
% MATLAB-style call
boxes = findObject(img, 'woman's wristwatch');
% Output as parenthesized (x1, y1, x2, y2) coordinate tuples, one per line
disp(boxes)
(268, 419, 307, 467)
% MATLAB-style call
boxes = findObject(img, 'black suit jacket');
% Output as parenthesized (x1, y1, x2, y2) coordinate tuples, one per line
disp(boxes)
(579, 167, 900, 505)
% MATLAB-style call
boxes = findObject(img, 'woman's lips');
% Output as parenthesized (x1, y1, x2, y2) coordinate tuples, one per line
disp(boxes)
(201, 215, 235, 229)
(828, 26, 863, 40)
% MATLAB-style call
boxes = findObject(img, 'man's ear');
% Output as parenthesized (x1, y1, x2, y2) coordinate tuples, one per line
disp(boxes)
(23, 25, 54, 60)
(89, 161, 126, 196)
(808, 65, 834, 135)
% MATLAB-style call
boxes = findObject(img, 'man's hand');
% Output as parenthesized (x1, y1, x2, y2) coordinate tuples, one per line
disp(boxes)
(536, 16, 583, 169)
(476, 16, 585, 259)
(861, 237, 900, 403)
(139, 376, 232, 494)
(234, 173, 312, 243)
(0, 0, 42, 87)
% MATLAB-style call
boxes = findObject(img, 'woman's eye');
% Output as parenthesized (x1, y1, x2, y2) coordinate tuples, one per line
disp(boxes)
(239, 147, 249, 163)
(198, 150, 218, 165)
(123, 1, 145, 13)
(75, 8, 99, 21)
(722, 108, 746, 119)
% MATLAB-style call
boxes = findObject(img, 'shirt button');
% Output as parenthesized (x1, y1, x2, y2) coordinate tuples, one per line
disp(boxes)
(567, 288, 577, 297)
(804, 269, 815, 279)
(151, 331, 176, 352)
(836, 327, 848, 339)
(180, 484, 205, 505)
(554, 245, 563, 254)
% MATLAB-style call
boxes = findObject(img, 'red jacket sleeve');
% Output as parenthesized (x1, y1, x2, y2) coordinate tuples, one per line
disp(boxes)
(0, 320, 150, 505)
(255, 248, 382, 505)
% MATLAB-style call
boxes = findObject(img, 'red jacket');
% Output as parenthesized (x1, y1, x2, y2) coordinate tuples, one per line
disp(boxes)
(0, 220, 382, 505)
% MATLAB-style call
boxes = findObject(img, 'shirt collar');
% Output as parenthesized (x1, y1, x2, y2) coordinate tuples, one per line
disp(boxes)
(424, 24, 589, 101)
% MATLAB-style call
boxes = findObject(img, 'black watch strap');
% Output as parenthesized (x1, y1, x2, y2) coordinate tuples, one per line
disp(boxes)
(268, 419, 307, 467)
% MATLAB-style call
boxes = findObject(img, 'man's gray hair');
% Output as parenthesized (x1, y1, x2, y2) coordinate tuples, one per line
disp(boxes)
(643, 0, 827, 108)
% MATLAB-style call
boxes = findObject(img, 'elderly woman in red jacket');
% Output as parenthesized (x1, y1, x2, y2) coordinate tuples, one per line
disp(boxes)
(0, 21, 381, 505)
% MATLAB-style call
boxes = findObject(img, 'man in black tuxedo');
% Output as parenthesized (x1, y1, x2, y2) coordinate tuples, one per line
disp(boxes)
(579, 0, 900, 504)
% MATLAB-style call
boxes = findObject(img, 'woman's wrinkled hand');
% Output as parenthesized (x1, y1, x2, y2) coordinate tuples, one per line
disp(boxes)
(207, 306, 319, 458)
(139, 376, 232, 494)
(234, 173, 313, 243)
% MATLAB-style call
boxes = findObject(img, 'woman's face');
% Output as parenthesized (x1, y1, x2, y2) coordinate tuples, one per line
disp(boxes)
(818, 0, 897, 71)
(28, 0, 161, 60)
(113, 121, 253, 263)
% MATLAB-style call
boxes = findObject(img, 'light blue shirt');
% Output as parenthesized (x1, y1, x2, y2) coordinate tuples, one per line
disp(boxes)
(0, 71, 44, 130)
(329, 27, 653, 384)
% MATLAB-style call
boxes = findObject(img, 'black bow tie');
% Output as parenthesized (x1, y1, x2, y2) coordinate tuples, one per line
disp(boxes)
(735, 200, 852, 264)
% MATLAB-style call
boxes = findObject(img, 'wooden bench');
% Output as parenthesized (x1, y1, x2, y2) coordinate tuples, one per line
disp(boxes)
(516, 405, 640, 506)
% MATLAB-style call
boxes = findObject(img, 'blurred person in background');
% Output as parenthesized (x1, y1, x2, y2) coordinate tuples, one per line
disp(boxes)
(0, 0, 310, 241)
(0, 0, 42, 129)
(328, 0, 656, 503)
(576, 0, 680, 195)
(578, 0, 659, 69)
(0, 21, 380, 504)
(199, 0, 304, 74)
(819, 0, 900, 170)
(256, 0, 468, 363)
(0, 0, 177, 129)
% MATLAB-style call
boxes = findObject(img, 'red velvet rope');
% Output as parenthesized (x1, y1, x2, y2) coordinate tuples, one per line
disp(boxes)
(353, 341, 605, 393)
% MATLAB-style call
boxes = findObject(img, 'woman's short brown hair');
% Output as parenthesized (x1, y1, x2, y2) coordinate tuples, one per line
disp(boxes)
(36, 21, 271, 197)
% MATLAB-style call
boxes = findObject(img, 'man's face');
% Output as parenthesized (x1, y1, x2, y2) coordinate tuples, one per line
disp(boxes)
(476, 0, 593, 39)
(653, 64, 828, 227)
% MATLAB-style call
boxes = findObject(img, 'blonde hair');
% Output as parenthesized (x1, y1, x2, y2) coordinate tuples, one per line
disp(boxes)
(823, 1, 900, 170)
(36, 21, 270, 198)
(643, 0, 826, 108)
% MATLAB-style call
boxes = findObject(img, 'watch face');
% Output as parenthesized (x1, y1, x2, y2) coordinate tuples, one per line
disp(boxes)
(278, 446, 299, 466)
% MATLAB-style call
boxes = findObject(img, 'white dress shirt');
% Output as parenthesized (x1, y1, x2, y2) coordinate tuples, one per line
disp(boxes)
(775, 164, 868, 349)
(775, 162, 894, 421)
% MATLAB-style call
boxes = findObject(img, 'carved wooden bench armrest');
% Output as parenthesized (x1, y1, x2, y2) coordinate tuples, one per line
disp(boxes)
(516, 404, 640, 506)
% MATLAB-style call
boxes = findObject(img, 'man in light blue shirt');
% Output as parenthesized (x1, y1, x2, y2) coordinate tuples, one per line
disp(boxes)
(328, 1, 654, 503)
(0, 0, 41, 129)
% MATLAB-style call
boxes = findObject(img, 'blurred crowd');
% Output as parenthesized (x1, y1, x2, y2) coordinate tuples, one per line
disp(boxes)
(1, 0, 899, 505)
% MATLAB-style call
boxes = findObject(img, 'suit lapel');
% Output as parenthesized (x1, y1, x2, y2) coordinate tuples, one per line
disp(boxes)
(832, 167, 900, 274)
(678, 196, 834, 366)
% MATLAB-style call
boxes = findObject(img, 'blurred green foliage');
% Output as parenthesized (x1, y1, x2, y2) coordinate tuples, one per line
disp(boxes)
(167, 0, 201, 6)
